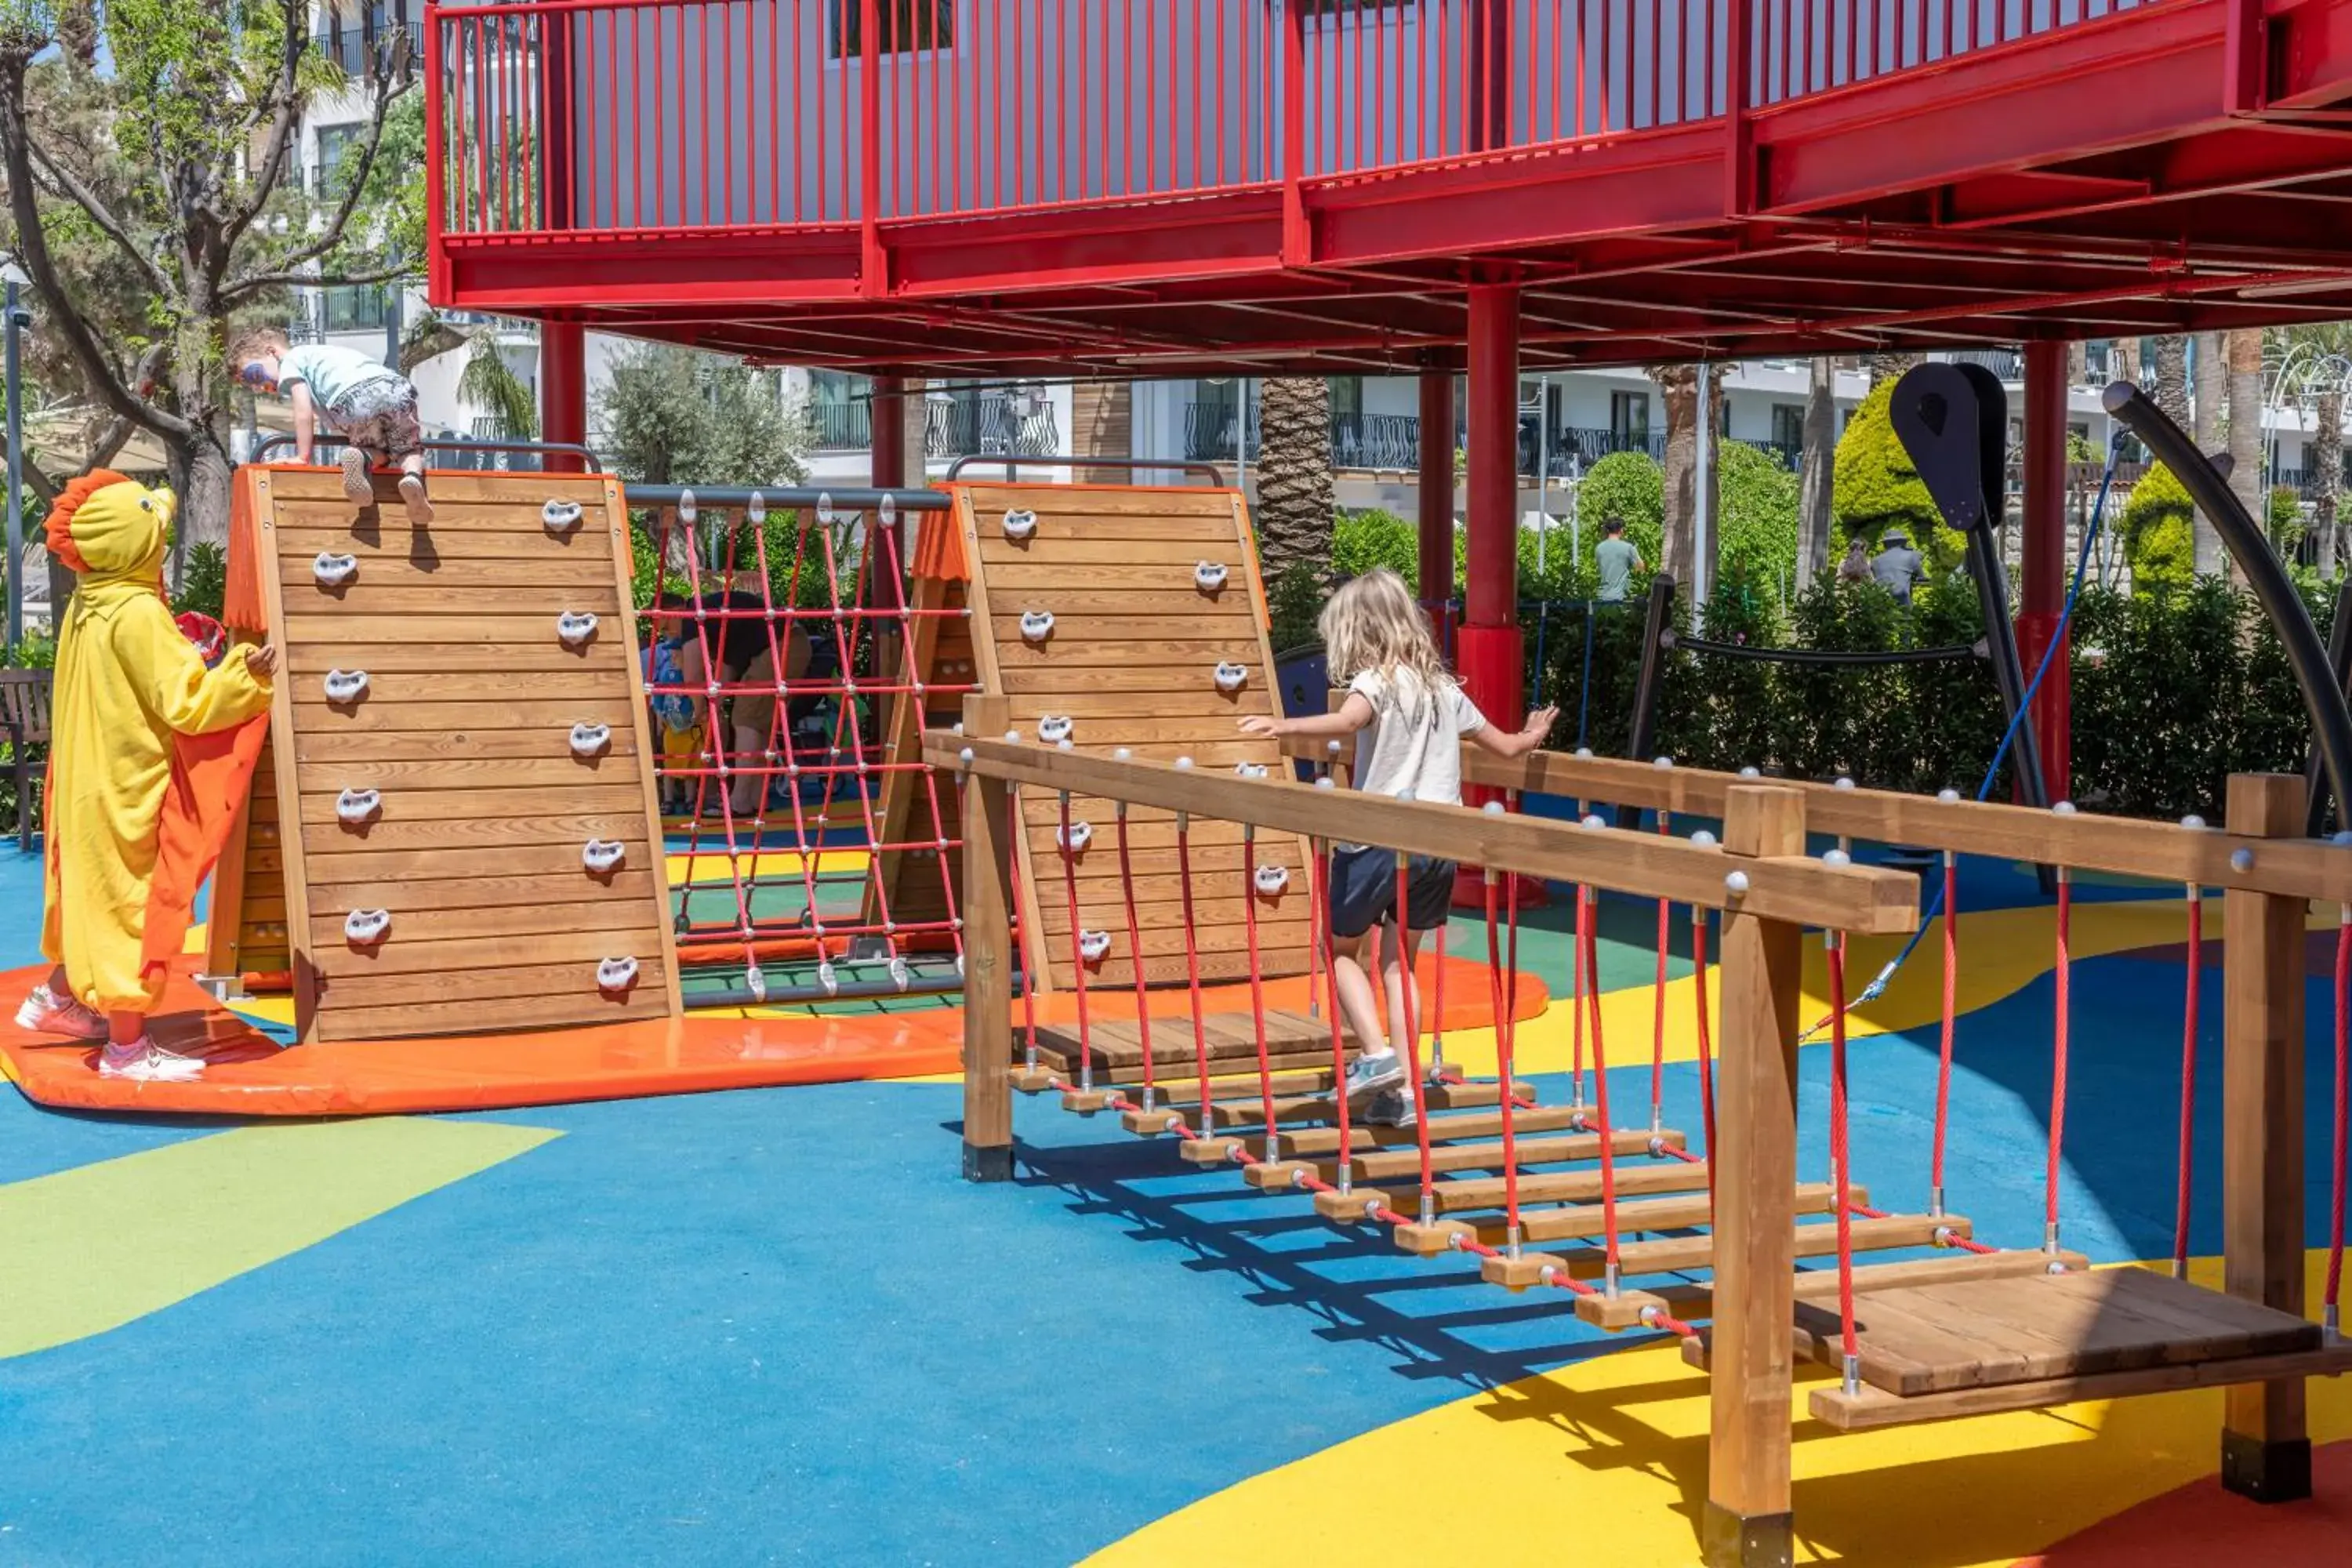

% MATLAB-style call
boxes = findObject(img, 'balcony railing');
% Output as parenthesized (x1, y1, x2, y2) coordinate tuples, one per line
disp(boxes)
(925, 394, 1060, 460)
(810, 400, 872, 452)
(434, 0, 2161, 239)
(1181, 401, 1806, 474)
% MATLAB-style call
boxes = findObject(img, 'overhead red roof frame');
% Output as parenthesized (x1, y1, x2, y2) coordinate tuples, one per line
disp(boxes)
(425, 0, 2352, 374)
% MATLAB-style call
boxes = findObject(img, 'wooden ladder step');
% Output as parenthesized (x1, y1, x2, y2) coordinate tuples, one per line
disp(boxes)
(1550, 1213, 1962, 1282)
(1809, 1338, 2352, 1432)
(1435, 1159, 1712, 1213)
(1331, 1127, 1686, 1183)
(1574, 1244, 2084, 1330)
(1196, 1078, 1509, 1133)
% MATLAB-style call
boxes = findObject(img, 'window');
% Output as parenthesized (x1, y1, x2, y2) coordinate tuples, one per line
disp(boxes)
(829, 0, 952, 59)
(1610, 390, 1650, 448)
(314, 123, 365, 198)
(321, 284, 394, 333)
(1330, 376, 1363, 421)
(1769, 402, 1804, 450)
(317, 0, 413, 78)
(809, 370, 869, 451)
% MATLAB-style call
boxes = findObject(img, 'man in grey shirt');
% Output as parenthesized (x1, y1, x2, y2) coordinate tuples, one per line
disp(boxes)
(1871, 529, 1926, 607)
(1594, 517, 1644, 602)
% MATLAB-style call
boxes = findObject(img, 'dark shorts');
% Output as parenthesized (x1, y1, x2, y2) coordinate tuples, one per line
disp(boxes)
(1328, 845, 1455, 939)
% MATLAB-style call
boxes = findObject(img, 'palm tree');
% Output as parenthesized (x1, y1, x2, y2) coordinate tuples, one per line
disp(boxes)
(2152, 336, 2190, 430)
(2194, 331, 2227, 574)
(1254, 377, 1335, 583)
(2281, 321, 2352, 576)
(1867, 350, 1922, 386)
(2226, 328, 2266, 574)
(1649, 362, 1704, 583)
(1798, 356, 1835, 588)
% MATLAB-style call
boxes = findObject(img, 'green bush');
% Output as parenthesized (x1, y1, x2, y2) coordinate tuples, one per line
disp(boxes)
(1833, 379, 1959, 568)
(1574, 452, 1664, 576)
(2268, 486, 2305, 556)
(1715, 439, 1800, 595)
(1267, 561, 1324, 653)
(1332, 508, 1424, 589)
(171, 542, 227, 620)
(1, 635, 56, 842)
(2118, 464, 2195, 590)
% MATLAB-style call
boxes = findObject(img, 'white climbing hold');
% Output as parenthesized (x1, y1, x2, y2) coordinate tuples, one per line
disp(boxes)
(1001, 508, 1038, 541)
(1724, 870, 1751, 895)
(1036, 714, 1075, 745)
(1056, 820, 1093, 854)
(1234, 762, 1269, 779)
(1823, 848, 1852, 868)
(312, 551, 358, 587)
(569, 722, 612, 759)
(1212, 661, 1250, 693)
(1078, 931, 1112, 964)
(322, 669, 370, 705)
(2230, 848, 2256, 873)
(556, 610, 600, 648)
(541, 498, 584, 533)
(597, 956, 641, 994)
(343, 908, 391, 946)
(1939, 788, 1962, 804)
(582, 839, 628, 874)
(334, 788, 381, 827)
(1004, 729, 1022, 743)
(1254, 864, 1290, 897)
(1194, 561, 1229, 593)
(1019, 609, 1055, 642)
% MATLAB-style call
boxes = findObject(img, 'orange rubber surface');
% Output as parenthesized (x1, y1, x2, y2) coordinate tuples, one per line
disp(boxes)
(0, 953, 1544, 1117)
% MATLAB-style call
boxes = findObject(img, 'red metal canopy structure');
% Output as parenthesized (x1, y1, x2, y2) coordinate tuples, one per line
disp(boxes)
(423, 0, 2352, 795)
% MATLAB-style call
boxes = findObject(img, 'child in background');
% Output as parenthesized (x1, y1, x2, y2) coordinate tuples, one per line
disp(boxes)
(14, 472, 277, 1082)
(232, 328, 433, 525)
(1240, 568, 1555, 1127)
(643, 624, 702, 816)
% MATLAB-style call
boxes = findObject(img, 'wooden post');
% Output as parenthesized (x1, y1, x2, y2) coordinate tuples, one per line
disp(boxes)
(1704, 784, 1809, 1568)
(2220, 772, 2313, 1501)
(960, 693, 1016, 1182)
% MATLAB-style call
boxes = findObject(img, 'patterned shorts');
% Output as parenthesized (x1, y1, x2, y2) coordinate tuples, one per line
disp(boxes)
(326, 379, 423, 461)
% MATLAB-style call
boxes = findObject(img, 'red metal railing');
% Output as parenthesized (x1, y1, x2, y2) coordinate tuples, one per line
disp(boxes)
(429, 0, 2169, 240)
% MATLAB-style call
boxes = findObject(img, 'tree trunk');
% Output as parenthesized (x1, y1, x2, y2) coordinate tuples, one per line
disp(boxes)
(2318, 386, 2344, 579)
(2114, 337, 2140, 387)
(2225, 328, 2265, 578)
(1798, 356, 1836, 588)
(2067, 340, 2089, 387)
(1254, 376, 1334, 582)
(2193, 330, 2227, 575)
(1651, 362, 1708, 583)
(1867, 351, 1922, 386)
(2152, 335, 2190, 430)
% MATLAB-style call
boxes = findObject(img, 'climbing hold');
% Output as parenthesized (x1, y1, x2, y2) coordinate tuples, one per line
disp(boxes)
(334, 787, 382, 827)
(343, 908, 392, 946)
(1056, 820, 1093, 855)
(1212, 661, 1250, 692)
(1019, 609, 1055, 642)
(582, 839, 628, 875)
(568, 722, 612, 759)
(312, 551, 358, 587)
(1254, 864, 1290, 897)
(1078, 931, 1112, 964)
(556, 610, 600, 648)
(321, 669, 370, 705)
(596, 956, 641, 994)
(1037, 714, 1075, 745)
(1001, 508, 1038, 541)
(541, 498, 584, 534)
(1194, 561, 1229, 593)
(1234, 762, 1269, 779)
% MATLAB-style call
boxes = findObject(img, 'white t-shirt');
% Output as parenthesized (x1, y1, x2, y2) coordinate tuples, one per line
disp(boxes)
(1347, 667, 1488, 816)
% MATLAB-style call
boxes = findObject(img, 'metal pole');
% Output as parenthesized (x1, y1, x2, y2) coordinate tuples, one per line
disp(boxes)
(1693, 361, 1713, 632)
(5, 278, 22, 651)
(1536, 372, 1551, 575)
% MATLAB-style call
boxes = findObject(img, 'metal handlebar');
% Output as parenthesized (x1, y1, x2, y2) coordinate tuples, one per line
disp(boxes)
(943, 453, 1230, 485)
(247, 434, 605, 470)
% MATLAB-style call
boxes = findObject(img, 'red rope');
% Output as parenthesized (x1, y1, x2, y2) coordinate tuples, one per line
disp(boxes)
(1055, 790, 1095, 1087)
(1581, 897, 1622, 1276)
(1394, 855, 1436, 1220)
(1487, 873, 1522, 1242)
(1313, 842, 1352, 1188)
(1829, 934, 1857, 1368)
(1010, 783, 1039, 1066)
(2328, 905, 2350, 1316)
(1693, 906, 1715, 1212)
(2172, 885, 2202, 1276)
(2045, 871, 2073, 1243)
(1432, 910, 1448, 1071)
(1932, 853, 1958, 1207)
(1113, 804, 1156, 1107)
(1650, 811, 1671, 1127)
(1570, 880, 1589, 1120)
(1242, 825, 1279, 1155)
(1176, 812, 1212, 1138)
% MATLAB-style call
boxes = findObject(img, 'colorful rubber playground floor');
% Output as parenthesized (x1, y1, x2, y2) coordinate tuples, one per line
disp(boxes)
(1, 842, 2347, 1564)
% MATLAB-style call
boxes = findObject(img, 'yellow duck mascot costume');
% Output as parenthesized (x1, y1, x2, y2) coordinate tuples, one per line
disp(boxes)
(14, 470, 274, 1082)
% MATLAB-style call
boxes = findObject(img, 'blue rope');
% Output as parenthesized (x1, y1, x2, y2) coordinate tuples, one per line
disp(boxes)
(1806, 439, 2123, 1031)
(1533, 599, 1552, 704)
(1576, 601, 1597, 750)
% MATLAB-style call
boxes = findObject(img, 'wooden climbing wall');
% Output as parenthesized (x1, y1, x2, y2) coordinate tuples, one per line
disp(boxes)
(205, 715, 290, 986)
(230, 466, 681, 1043)
(906, 481, 1312, 994)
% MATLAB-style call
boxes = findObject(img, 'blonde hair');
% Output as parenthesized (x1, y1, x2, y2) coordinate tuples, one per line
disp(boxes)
(1319, 568, 1450, 691)
(228, 326, 290, 364)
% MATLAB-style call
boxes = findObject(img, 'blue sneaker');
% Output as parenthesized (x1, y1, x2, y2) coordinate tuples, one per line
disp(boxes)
(1363, 1088, 1417, 1129)
(1342, 1050, 1406, 1101)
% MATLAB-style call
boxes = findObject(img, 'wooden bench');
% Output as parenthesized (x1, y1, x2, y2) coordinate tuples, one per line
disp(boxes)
(0, 667, 51, 853)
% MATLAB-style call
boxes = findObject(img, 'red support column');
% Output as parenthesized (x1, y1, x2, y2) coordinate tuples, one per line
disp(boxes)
(871, 373, 907, 490)
(1417, 369, 1456, 655)
(1459, 283, 1538, 904)
(2018, 339, 2072, 803)
(541, 320, 587, 474)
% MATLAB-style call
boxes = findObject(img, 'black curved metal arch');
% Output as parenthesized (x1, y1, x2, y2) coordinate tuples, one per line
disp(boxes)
(1663, 630, 1988, 668)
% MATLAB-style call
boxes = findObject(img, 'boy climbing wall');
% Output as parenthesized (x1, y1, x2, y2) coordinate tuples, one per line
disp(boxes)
(13, 472, 278, 1082)
(233, 328, 434, 524)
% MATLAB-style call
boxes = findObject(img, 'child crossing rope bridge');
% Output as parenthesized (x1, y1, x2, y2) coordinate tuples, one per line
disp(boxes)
(636, 486, 971, 1006)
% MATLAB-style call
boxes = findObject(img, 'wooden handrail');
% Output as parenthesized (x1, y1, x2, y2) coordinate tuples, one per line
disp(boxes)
(925, 729, 1919, 934)
(1278, 738, 2352, 905)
